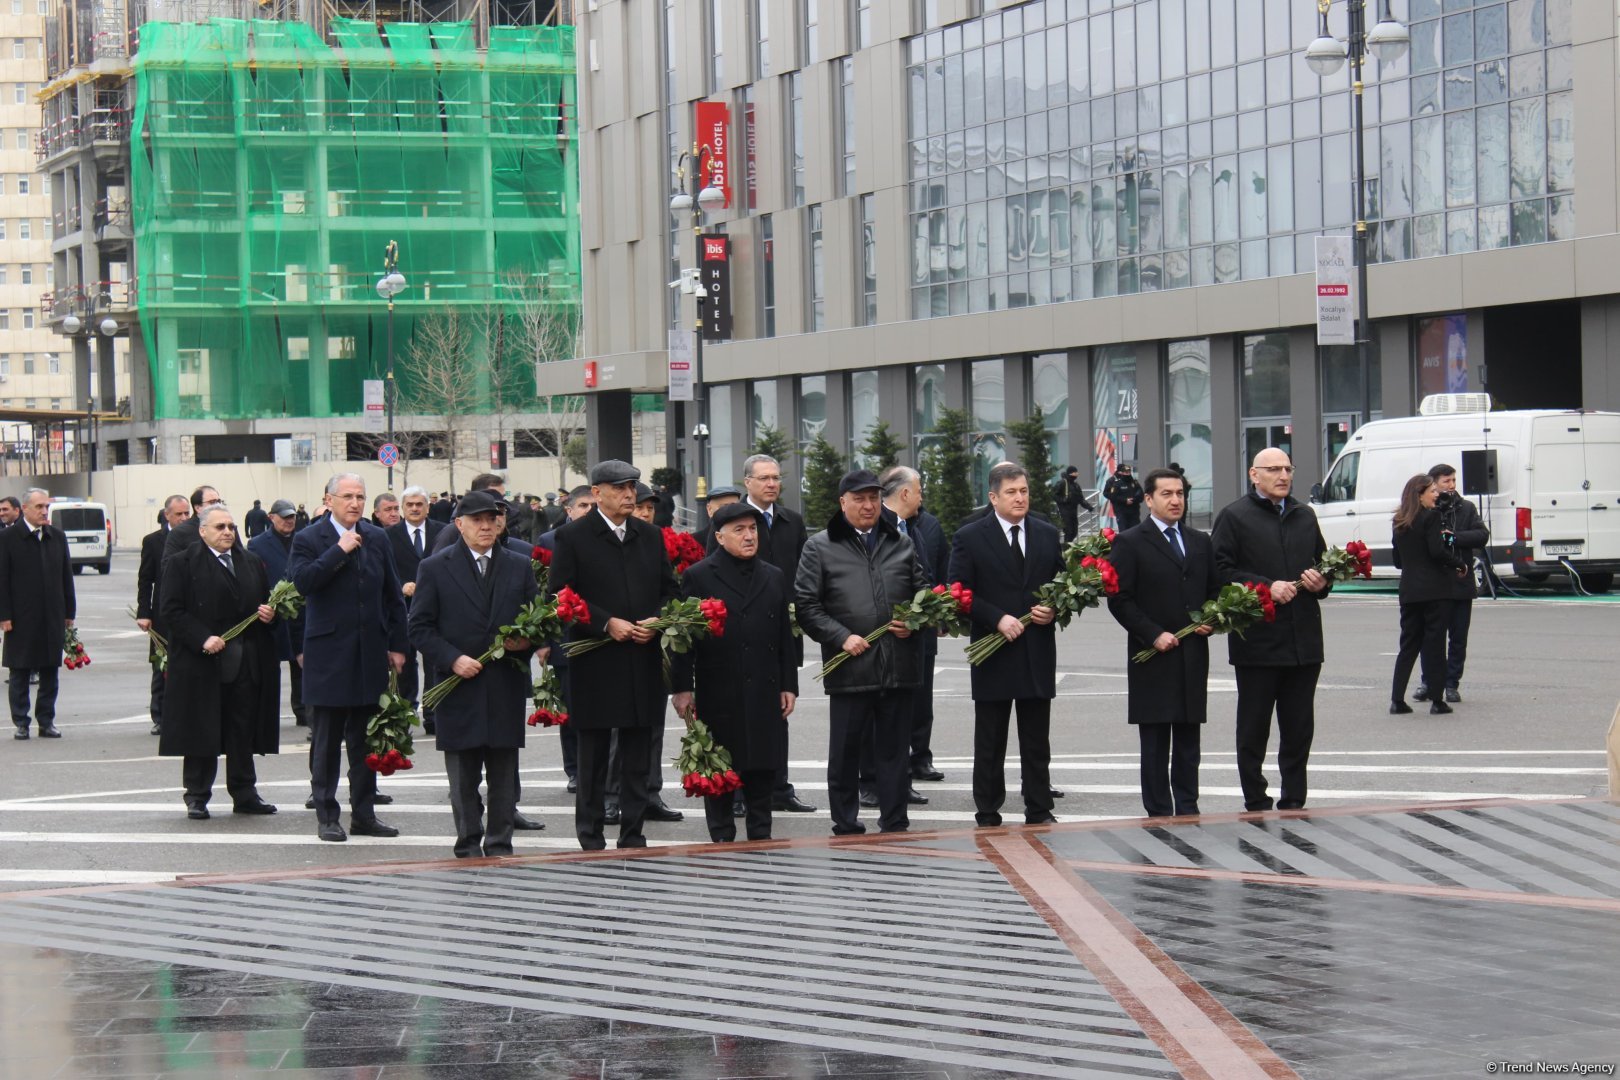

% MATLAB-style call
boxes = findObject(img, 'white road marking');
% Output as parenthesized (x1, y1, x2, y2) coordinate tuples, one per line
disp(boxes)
(0, 870, 180, 884)
(0, 831, 684, 849)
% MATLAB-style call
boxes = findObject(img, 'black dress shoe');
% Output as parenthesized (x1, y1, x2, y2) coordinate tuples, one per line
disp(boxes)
(912, 767, 945, 782)
(1444, 687, 1461, 703)
(1412, 684, 1430, 702)
(775, 795, 817, 813)
(831, 823, 867, 836)
(512, 812, 546, 830)
(566, 775, 578, 793)
(1025, 813, 1058, 825)
(304, 796, 316, 810)
(858, 789, 879, 808)
(1245, 799, 1275, 812)
(318, 822, 347, 842)
(149, 722, 161, 736)
(12, 728, 26, 740)
(186, 805, 210, 820)
(1390, 700, 1414, 714)
(732, 799, 746, 818)
(423, 721, 436, 735)
(1277, 800, 1305, 811)
(906, 786, 928, 806)
(603, 804, 621, 825)
(644, 799, 684, 823)
(37, 725, 61, 738)
(231, 799, 277, 815)
(349, 818, 399, 837)
(1429, 700, 1453, 715)
(1049, 786, 1065, 799)
(374, 792, 394, 805)
(975, 815, 1003, 828)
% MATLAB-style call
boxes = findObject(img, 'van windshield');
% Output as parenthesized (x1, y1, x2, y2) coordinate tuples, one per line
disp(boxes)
(54, 508, 106, 532)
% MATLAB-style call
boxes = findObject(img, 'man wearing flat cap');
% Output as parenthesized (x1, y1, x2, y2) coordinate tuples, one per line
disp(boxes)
(672, 501, 798, 841)
(795, 469, 929, 835)
(247, 498, 307, 728)
(409, 490, 540, 857)
(547, 458, 680, 850)
(631, 483, 660, 525)
(694, 486, 742, 552)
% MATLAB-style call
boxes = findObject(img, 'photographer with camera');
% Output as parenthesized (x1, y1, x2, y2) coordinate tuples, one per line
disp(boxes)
(1413, 463, 1489, 705)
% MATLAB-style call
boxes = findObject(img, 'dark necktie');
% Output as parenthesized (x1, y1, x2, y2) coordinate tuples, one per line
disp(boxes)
(1009, 524, 1026, 576)
(413, 527, 424, 556)
(1167, 525, 1185, 561)
(475, 554, 488, 577)
(897, 517, 909, 537)
(219, 552, 235, 576)
(863, 530, 877, 554)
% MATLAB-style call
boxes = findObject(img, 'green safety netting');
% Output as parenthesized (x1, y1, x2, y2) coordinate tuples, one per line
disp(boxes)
(130, 18, 579, 420)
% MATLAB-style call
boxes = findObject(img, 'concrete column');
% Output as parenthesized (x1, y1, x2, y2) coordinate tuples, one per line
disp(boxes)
(585, 389, 634, 465)
(1288, 328, 1324, 492)
(1580, 297, 1620, 411)
(1069, 348, 1094, 487)
(1378, 319, 1415, 419)
(96, 334, 117, 412)
(1208, 334, 1241, 508)
(1134, 342, 1163, 469)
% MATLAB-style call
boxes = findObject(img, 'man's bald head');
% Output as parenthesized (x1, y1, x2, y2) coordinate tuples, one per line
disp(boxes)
(1249, 447, 1295, 500)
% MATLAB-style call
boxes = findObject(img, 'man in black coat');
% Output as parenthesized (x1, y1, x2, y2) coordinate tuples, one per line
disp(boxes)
(429, 493, 454, 523)
(246, 499, 306, 727)
(1416, 463, 1489, 704)
(1107, 468, 1222, 818)
(288, 473, 410, 842)
(1053, 465, 1095, 543)
(693, 486, 742, 552)
(137, 494, 192, 735)
(0, 488, 75, 738)
(1103, 464, 1144, 529)
(671, 501, 798, 842)
(0, 497, 18, 528)
(740, 453, 817, 814)
(409, 490, 540, 858)
(948, 463, 1063, 827)
(243, 499, 270, 538)
(796, 469, 928, 835)
(164, 485, 221, 559)
(159, 504, 280, 819)
(880, 466, 948, 791)
(535, 484, 598, 791)
(547, 459, 680, 850)
(385, 486, 448, 711)
(1211, 448, 1331, 812)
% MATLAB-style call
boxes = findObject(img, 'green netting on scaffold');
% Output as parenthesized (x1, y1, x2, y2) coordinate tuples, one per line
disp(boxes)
(130, 18, 579, 421)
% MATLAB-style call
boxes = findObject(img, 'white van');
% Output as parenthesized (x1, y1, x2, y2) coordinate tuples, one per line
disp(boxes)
(1310, 398, 1620, 592)
(48, 500, 112, 575)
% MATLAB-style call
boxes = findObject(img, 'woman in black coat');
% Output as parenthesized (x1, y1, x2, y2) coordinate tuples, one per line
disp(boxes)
(1390, 474, 1470, 716)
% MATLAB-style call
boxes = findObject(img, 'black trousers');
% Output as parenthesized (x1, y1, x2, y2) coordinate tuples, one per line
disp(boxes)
(148, 662, 166, 724)
(909, 638, 939, 773)
(1445, 597, 1473, 689)
(972, 698, 1054, 825)
(705, 767, 774, 842)
(607, 697, 666, 799)
(8, 667, 59, 730)
(1394, 599, 1453, 703)
(575, 726, 650, 850)
(1059, 508, 1079, 544)
(828, 690, 911, 834)
(444, 746, 518, 858)
(1138, 723, 1201, 818)
(397, 650, 419, 704)
(308, 704, 379, 825)
(286, 659, 305, 724)
(555, 664, 578, 778)
(1234, 664, 1321, 810)
(1114, 505, 1141, 529)
(182, 673, 261, 808)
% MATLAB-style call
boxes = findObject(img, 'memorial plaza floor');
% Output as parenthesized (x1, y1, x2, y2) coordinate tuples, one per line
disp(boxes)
(0, 796, 1616, 1080)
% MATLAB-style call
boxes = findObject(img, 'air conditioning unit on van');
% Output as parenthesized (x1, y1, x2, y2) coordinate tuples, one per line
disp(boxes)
(1419, 393, 1493, 416)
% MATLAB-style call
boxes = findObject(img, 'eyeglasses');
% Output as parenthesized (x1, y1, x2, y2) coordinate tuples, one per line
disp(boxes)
(1255, 465, 1296, 475)
(332, 492, 367, 501)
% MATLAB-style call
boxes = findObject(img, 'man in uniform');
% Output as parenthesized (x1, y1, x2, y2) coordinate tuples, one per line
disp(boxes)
(1103, 464, 1144, 529)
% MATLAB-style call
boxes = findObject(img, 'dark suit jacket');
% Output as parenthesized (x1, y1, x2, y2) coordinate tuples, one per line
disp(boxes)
(287, 517, 409, 708)
(670, 553, 796, 772)
(386, 519, 448, 587)
(409, 540, 538, 752)
(547, 511, 679, 730)
(247, 529, 303, 662)
(136, 525, 170, 632)
(0, 522, 75, 669)
(534, 527, 570, 669)
(1106, 519, 1222, 726)
(947, 512, 1063, 702)
(1393, 508, 1469, 604)
(163, 515, 203, 560)
(158, 543, 279, 758)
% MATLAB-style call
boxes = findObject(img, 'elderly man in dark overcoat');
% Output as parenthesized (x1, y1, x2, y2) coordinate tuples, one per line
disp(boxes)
(409, 490, 539, 858)
(288, 472, 409, 843)
(159, 504, 280, 819)
(948, 462, 1064, 828)
(671, 501, 798, 842)
(247, 499, 306, 728)
(0, 487, 75, 739)
(547, 459, 679, 851)
(137, 494, 192, 735)
(1106, 468, 1222, 818)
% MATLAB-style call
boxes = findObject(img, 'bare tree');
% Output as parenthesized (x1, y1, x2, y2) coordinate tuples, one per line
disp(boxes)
(398, 308, 481, 495)
(506, 273, 586, 487)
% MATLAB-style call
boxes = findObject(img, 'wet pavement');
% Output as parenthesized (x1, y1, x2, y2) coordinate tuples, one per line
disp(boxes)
(0, 797, 1616, 1079)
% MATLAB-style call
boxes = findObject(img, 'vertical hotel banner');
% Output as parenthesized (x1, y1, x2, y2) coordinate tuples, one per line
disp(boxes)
(695, 101, 731, 208)
(1314, 236, 1355, 346)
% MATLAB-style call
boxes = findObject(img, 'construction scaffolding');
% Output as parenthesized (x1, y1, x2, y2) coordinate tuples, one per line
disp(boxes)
(127, 16, 578, 420)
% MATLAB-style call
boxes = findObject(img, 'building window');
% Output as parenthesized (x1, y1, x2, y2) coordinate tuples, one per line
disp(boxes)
(16, 177, 27, 197)
(853, 0, 872, 51)
(759, 215, 776, 338)
(1091, 346, 1138, 496)
(0, 177, 6, 196)
(12, 40, 23, 61)
(1240, 333, 1294, 470)
(806, 204, 826, 331)
(849, 369, 880, 463)
(798, 374, 828, 453)
(750, 379, 778, 445)
(0, 221, 6, 240)
(46, 352, 59, 374)
(0, 313, 8, 330)
(802, 0, 819, 65)
(0, 268, 6, 284)
(913, 362, 947, 451)
(1164, 339, 1214, 522)
(788, 72, 805, 206)
(859, 195, 876, 325)
(17, 221, 28, 241)
(0, 355, 8, 374)
(710, 0, 724, 91)
(755, 0, 770, 78)
(970, 359, 1007, 498)
(22, 311, 33, 330)
(19, 266, 31, 284)
(22, 354, 34, 374)
(839, 58, 856, 196)
(12, 86, 23, 105)
(1031, 351, 1069, 476)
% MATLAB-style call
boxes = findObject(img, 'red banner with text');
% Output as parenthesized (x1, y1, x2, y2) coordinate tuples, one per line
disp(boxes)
(695, 101, 731, 209)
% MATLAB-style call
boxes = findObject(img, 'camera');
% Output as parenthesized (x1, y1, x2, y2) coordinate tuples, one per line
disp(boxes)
(1435, 490, 1461, 548)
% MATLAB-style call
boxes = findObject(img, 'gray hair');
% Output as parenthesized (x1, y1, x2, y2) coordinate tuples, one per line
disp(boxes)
(199, 503, 233, 527)
(373, 492, 398, 510)
(880, 466, 920, 500)
(324, 472, 365, 496)
(741, 454, 778, 480)
(401, 485, 429, 500)
(163, 494, 189, 512)
(22, 487, 48, 504)
(987, 462, 1029, 494)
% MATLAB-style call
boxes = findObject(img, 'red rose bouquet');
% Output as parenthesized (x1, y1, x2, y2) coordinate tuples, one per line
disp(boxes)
(365, 671, 418, 774)
(675, 717, 743, 799)
(527, 665, 568, 727)
(220, 579, 303, 642)
(1132, 582, 1277, 663)
(816, 585, 971, 681)
(421, 593, 584, 711)
(562, 596, 726, 669)
(662, 527, 707, 576)
(552, 585, 590, 626)
(530, 544, 552, 591)
(63, 627, 91, 670)
(964, 556, 1118, 666)
(1065, 528, 1117, 565)
(1302, 542, 1373, 585)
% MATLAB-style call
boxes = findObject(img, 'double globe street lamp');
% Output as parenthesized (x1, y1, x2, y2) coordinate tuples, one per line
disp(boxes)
(376, 241, 407, 487)
(668, 147, 727, 501)
(1302, 0, 1409, 430)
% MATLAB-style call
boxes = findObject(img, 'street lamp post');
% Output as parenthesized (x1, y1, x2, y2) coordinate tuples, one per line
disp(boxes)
(670, 145, 727, 502)
(376, 240, 407, 487)
(1305, 0, 1409, 430)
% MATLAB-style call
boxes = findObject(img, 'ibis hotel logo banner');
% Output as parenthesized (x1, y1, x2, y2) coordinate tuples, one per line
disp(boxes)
(695, 101, 731, 209)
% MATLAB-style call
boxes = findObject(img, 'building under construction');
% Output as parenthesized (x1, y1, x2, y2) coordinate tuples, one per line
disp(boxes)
(35, 0, 581, 467)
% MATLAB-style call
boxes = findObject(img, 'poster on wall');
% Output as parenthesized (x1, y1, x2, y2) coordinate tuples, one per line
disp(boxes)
(1417, 314, 1468, 397)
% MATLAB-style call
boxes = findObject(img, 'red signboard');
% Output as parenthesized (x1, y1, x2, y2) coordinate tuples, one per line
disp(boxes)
(695, 100, 731, 208)
(584, 360, 598, 389)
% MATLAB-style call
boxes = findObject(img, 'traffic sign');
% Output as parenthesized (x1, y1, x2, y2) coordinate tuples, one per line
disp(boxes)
(378, 442, 399, 467)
